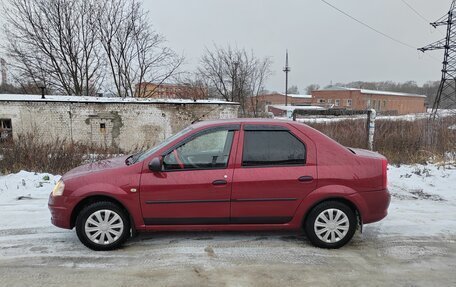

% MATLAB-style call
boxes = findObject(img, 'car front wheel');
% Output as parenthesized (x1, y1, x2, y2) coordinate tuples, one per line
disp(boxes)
(75, 201, 130, 251)
(305, 201, 357, 249)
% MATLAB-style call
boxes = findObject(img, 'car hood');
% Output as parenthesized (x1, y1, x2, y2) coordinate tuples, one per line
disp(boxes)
(62, 155, 130, 180)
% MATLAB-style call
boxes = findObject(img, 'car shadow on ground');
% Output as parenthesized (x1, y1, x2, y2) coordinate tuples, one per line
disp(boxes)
(128, 230, 309, 245)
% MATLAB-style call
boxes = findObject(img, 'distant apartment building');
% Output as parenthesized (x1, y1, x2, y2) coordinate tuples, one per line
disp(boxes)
(311, 87, 427, 115)
(135, 82, 208, 100)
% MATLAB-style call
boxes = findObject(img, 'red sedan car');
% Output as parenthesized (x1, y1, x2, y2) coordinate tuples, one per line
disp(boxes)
(48, 119, 390, 250)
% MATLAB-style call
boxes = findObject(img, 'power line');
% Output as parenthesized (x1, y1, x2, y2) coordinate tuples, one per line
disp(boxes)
(319, 0, 416, 49)
(318, 0, 441, 62)
(400, 0, 445, 36)
(400, 0, 430, 24)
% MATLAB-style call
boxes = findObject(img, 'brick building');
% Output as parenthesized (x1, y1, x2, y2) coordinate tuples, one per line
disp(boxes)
(247, 92, 312, 114)
(311, 87, 426, 115)
(135, 82, 208, 100)
(0, 94, 238, 150)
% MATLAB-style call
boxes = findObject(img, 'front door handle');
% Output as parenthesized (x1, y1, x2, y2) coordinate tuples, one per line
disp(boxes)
(212, 179, 227, 186)
(298, 176, 314, 182)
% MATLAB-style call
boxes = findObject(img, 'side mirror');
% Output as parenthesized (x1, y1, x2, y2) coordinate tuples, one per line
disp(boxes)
(148, 157, 163, 172)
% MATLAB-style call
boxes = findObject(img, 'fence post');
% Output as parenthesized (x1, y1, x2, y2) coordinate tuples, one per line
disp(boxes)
(367, 109, 376, 150)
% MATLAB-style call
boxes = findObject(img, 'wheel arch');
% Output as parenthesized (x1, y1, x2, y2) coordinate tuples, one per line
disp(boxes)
(70, 195, 134, 230)
(301, 196, 361, 228)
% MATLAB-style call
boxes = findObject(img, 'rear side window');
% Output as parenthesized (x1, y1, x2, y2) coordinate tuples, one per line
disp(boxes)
(242, 130, 306, 167)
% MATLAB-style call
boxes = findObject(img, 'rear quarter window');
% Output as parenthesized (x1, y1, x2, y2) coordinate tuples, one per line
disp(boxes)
(242, 130, 306, 167)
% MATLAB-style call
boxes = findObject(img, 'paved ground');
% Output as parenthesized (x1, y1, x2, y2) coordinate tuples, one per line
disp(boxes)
(1, 165, 456, 286)
(0, 225, 455, 287)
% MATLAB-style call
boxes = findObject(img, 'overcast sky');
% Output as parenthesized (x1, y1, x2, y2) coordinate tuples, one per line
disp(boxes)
(146, 0, 450, 92)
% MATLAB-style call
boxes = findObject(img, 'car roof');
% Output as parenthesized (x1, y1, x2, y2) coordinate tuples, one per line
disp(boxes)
(191, 118, 298, 129)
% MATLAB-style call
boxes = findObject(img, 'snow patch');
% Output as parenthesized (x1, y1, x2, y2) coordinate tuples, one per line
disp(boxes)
(0, 164, 455, 237)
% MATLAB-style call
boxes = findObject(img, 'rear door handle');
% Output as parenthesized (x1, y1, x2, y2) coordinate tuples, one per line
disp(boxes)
(298, 176, 314, 182)
(212, 179, 227, 185)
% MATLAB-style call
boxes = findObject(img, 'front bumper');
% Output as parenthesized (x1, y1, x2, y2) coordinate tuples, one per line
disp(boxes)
(48, 194, 73, 229)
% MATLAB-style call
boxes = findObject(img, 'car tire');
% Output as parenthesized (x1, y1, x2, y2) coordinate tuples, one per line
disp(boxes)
(305, 201, 357, 249)
(75, 201, 130, 251)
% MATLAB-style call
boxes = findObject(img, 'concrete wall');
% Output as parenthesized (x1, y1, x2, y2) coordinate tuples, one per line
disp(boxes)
(0, 100, 239, 151)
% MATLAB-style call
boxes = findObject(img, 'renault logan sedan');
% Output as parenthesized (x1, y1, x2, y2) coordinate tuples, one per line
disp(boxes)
(49, 119, 390, 250)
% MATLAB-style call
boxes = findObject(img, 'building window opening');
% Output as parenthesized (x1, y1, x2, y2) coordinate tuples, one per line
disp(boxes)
(100, 123, 106, 133)
(0, 119, 12, 141)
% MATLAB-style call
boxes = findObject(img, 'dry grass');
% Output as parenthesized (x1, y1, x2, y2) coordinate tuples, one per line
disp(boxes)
(1, 116, 455, 174)
(306, 116, 456, 164)
(0, 133, 124, 175)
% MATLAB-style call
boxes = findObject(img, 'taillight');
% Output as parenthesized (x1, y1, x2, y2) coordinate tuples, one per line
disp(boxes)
(382, 158, 388, 189)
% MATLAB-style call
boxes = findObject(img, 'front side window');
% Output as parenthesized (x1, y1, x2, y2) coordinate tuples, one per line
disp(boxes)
(163, 130, 234, 170)
(335, 99, 340, 106)
(242, 130, 306, 167)
(135, 127, 193, 163)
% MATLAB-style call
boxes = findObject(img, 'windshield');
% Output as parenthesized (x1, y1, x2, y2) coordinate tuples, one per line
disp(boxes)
(134, 126, 193, 163)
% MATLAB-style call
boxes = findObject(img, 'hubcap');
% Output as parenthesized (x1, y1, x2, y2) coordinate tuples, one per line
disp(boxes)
(314, 208, 349, 243)
(84, 209, 124, 245)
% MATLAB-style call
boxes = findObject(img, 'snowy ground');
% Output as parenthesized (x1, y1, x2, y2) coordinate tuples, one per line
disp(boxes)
(0, 165, 455, 286)
(275, 109, 455, 123)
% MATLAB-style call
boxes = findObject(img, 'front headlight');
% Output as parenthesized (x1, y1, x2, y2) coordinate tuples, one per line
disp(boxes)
(52, 180, 65, 196)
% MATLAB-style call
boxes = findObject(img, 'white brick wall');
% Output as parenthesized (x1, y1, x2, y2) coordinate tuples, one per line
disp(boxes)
(0, 100, 239, 151)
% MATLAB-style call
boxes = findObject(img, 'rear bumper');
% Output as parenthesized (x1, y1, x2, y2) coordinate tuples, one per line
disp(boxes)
(356, 188, 391, 224)
(48, 194, 72, 229)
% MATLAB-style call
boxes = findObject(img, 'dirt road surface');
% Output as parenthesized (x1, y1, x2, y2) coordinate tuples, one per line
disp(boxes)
(0, 225, 455, 287)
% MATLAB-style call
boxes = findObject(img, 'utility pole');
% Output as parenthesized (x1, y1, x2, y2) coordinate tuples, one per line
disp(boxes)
(283, 50, 290, 106)
(419, 0, 456, 117)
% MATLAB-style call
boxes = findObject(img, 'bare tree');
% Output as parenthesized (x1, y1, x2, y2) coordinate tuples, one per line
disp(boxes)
(97, 0, 183, 98)
(248, 58, 272, 117)
(306, 84, 320, 94)
(173, 72, 210, 101)
(2, 0, 182, 97)
(3, 0, 104, 95)
(198, 45, 272, 116)
(287, 85, 299, 94)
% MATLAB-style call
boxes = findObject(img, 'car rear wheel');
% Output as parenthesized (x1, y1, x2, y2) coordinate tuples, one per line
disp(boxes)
(305, 201, 357, 249)
(75, 201, 130, 251)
